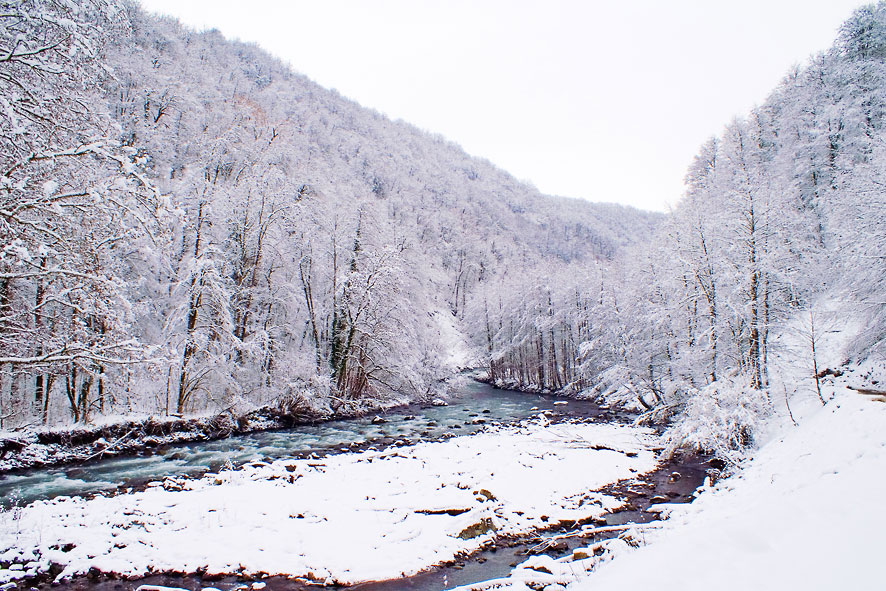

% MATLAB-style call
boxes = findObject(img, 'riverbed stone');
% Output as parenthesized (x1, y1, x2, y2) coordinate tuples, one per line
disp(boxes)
(474, 488, 497, 502)
(162, 477, 184, 491)
(457, 518, 498, 539)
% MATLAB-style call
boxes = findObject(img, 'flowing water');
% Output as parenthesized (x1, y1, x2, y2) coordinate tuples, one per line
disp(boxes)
(4, 380, 710, 591)
(0, 380, 609, 507)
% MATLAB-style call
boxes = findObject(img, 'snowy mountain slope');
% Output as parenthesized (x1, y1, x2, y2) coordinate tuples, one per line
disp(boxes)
(568, 3, 886, 453)
(0, 1, 660, 428)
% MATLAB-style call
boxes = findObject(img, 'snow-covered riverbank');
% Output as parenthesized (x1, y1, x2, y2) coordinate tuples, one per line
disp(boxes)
(454, 363, 886, 591)
(0, 418, 659, 586)
(576, 387, 886, 590)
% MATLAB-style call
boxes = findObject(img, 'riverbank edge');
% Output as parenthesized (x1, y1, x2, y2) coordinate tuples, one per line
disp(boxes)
(0, 384, 447, 475)
(479, 374, 616, 407)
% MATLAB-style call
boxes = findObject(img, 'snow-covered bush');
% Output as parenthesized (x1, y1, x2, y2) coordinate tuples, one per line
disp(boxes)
(273, 376, 334, 420)
(663, 375, 771, 462)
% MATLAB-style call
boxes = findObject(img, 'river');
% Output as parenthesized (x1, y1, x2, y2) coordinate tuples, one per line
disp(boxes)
(2, 380, 709, 591)
(0, 380, 611, 508)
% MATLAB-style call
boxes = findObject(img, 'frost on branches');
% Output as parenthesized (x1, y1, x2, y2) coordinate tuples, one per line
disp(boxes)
(0, 1, 655, 428)
(570, 3, 886, 455)
(0, 1, 164, 425)
(1, 0, 883, 448)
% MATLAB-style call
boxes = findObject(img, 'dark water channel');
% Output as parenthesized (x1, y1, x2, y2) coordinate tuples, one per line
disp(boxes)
(0, 380, 611, 507)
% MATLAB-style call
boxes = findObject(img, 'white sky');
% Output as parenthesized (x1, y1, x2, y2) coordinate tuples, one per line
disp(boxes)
(136, 0, 868, 212)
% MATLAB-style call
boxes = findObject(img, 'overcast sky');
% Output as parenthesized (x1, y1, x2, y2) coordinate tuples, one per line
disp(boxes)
(137, 0, 868, 212)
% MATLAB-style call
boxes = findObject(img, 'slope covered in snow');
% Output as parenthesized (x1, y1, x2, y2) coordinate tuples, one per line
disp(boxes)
(0, 1, 661, 430)
(574, 386, 886, 590)
(454, 304, 886, 591)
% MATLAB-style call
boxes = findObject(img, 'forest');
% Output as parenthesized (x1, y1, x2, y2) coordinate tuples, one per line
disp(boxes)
(1, 0, 884, 460)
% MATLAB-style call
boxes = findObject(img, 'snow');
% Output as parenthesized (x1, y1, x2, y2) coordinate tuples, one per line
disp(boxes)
(571, 388, 886, 590)
(448, 389, 884, 591)
(432, 309, 480, 371)
(41, 180, 58, 197)
(455, 307, 886, 591)
(0, 418, 658, 585)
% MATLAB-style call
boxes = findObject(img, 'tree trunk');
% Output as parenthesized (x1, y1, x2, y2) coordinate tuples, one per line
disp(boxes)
(66, 366, 79, 423)
(34, 256, 47, 408)
(178, 200, 206, 415)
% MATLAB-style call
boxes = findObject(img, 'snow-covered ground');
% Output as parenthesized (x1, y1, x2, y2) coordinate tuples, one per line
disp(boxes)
(456, 306, 886, 591)
(0, 419, 659, 586)
(578, 384, 885, 590)
(460, 385, 885, 591)
(5, 304, 880, 591)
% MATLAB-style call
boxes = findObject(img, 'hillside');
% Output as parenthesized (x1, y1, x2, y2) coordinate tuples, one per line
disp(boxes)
(3, 0, 883, 451)
(565, 2, 886, 457)
(0, 1, 659, 428)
